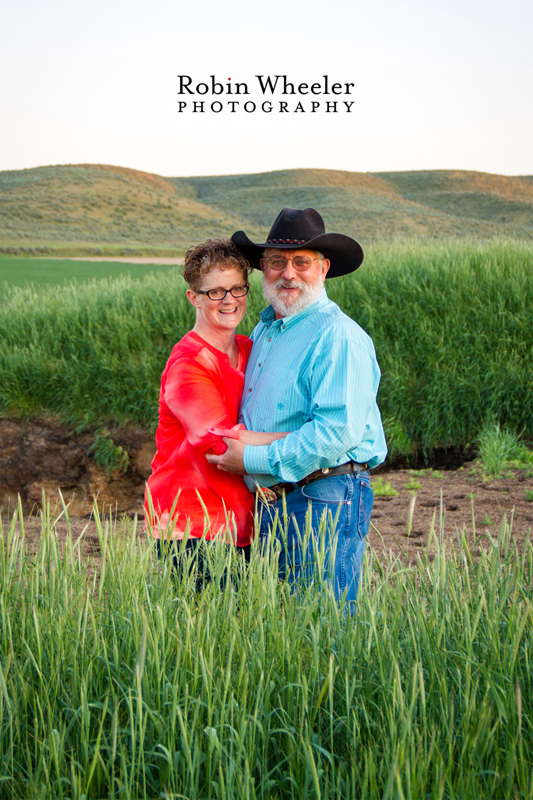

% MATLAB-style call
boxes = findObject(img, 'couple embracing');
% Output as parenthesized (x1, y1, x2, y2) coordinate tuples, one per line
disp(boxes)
(145, 207, 387, 604)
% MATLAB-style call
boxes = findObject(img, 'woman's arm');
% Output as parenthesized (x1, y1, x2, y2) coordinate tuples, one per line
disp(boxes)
(164, 359, 239, 454)
(210, 425, 288, 447)
(238, 430, 288, 446)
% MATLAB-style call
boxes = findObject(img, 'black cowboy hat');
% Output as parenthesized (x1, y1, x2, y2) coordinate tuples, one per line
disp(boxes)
(231, 207, 363, 278)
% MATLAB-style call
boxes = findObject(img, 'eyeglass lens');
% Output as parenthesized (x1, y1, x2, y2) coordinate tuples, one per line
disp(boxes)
(206, 284, 249, 299)
(265, 257, 314, 270)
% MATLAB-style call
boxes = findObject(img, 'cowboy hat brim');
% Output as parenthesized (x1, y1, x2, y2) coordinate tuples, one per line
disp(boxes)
(231, 230, 364, 278)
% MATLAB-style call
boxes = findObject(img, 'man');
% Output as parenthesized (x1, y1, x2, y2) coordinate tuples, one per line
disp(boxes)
(206, 207, 387, 604)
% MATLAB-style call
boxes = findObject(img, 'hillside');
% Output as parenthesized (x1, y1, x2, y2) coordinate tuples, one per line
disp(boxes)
(0, 165, 265, 255)
(1, 163, 532, 255)
(376, 170, 533, 230)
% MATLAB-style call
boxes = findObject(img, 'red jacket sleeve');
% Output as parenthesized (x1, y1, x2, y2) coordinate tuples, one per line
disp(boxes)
(163, 356, 236, 454)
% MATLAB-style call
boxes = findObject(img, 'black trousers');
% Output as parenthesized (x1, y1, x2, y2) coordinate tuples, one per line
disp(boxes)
(156, 537, 251, 592)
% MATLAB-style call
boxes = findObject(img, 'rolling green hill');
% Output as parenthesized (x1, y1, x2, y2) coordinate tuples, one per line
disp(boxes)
(375, 170, 533, 230)
(1, 163, 532, 256)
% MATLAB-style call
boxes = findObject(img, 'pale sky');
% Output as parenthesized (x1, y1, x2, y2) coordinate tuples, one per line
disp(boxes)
(1, 0, 532, 178)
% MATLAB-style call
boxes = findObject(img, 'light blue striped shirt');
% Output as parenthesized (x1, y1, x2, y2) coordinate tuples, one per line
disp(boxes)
(240, 289, 387, 488)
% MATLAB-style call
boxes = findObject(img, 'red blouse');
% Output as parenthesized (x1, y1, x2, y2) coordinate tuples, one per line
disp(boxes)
(145, 331, 254, 546)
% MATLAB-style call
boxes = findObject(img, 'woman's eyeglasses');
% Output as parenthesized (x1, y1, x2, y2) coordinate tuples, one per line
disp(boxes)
(195, 283, 250, 301)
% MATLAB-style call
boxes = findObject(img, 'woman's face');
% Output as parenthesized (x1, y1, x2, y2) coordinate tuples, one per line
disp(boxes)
(187, 266, 248, 333)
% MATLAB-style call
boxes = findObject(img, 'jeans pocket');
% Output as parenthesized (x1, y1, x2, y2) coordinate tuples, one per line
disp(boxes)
(301, 475, 351, 504)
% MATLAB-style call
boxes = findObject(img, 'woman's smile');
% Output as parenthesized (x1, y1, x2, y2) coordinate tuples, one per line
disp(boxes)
(187, 266, 248, 333)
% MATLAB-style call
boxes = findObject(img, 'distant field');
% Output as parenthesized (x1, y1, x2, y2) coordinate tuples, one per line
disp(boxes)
(0, 257, 178, 295)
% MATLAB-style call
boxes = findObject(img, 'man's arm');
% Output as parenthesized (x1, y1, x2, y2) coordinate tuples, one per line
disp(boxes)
(242, 335, 381, 483)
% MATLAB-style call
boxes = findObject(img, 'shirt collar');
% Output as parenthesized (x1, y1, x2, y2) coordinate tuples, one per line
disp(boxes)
(259, 288, 330, 328)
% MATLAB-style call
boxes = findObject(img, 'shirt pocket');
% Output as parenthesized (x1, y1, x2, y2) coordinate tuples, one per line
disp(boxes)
(247, 366, 307, 422)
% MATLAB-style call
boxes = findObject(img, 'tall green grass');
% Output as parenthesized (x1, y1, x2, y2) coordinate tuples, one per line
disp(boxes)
(0, 503, 531, 798)
(0, 239, 532, 451)
(327, 238, 533, 452)
(477, 424, 533, 476)
(0, 269, 194, 426)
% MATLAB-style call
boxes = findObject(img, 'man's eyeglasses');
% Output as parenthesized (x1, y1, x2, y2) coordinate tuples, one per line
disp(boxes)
(263, 256, 320, 271)
(194, 283, 250, 301)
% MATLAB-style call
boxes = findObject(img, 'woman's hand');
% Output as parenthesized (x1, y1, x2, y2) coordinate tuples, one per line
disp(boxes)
(209, 423, 245, 440)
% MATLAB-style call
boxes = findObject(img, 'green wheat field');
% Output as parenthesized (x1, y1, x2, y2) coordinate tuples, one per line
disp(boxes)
(1, 502, 532, 799)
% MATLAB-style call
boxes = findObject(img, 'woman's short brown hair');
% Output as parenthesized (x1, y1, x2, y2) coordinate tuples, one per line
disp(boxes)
(183, 238, 252, 290)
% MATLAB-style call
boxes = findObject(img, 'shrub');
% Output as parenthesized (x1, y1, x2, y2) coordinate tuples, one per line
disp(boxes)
(89, 429, 129, 473)
(477, 424, 523, 476)
(372, 476, 399, 497)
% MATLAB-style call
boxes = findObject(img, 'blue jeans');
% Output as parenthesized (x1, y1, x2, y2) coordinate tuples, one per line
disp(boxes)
(259, 471, 373, 606)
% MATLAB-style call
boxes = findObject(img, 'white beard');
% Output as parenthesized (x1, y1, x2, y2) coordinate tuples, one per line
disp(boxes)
(262, 275, 325, 317)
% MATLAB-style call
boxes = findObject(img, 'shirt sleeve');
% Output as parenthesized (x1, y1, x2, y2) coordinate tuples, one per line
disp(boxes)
(163, 356, 236, 454)
(243, 335, 378, 482)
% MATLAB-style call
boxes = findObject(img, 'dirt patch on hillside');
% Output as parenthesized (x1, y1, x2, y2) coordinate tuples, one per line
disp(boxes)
(1, 417, 532, 564)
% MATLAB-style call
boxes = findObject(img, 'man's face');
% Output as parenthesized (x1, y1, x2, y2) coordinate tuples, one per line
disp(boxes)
(260, 248, 330, 318)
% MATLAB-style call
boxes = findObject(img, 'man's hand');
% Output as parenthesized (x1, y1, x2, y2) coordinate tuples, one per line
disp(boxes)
(206, 438, 246, 474)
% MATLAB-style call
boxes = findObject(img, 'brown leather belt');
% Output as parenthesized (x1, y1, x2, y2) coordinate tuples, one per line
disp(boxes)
(257, 461, 369, 505)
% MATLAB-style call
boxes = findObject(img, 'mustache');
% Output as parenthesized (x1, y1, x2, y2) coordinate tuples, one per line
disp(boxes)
(273, 278, 308, 291)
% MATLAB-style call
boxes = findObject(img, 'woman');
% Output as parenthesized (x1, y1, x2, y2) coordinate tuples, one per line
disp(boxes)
(145, 238, 283, 555)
